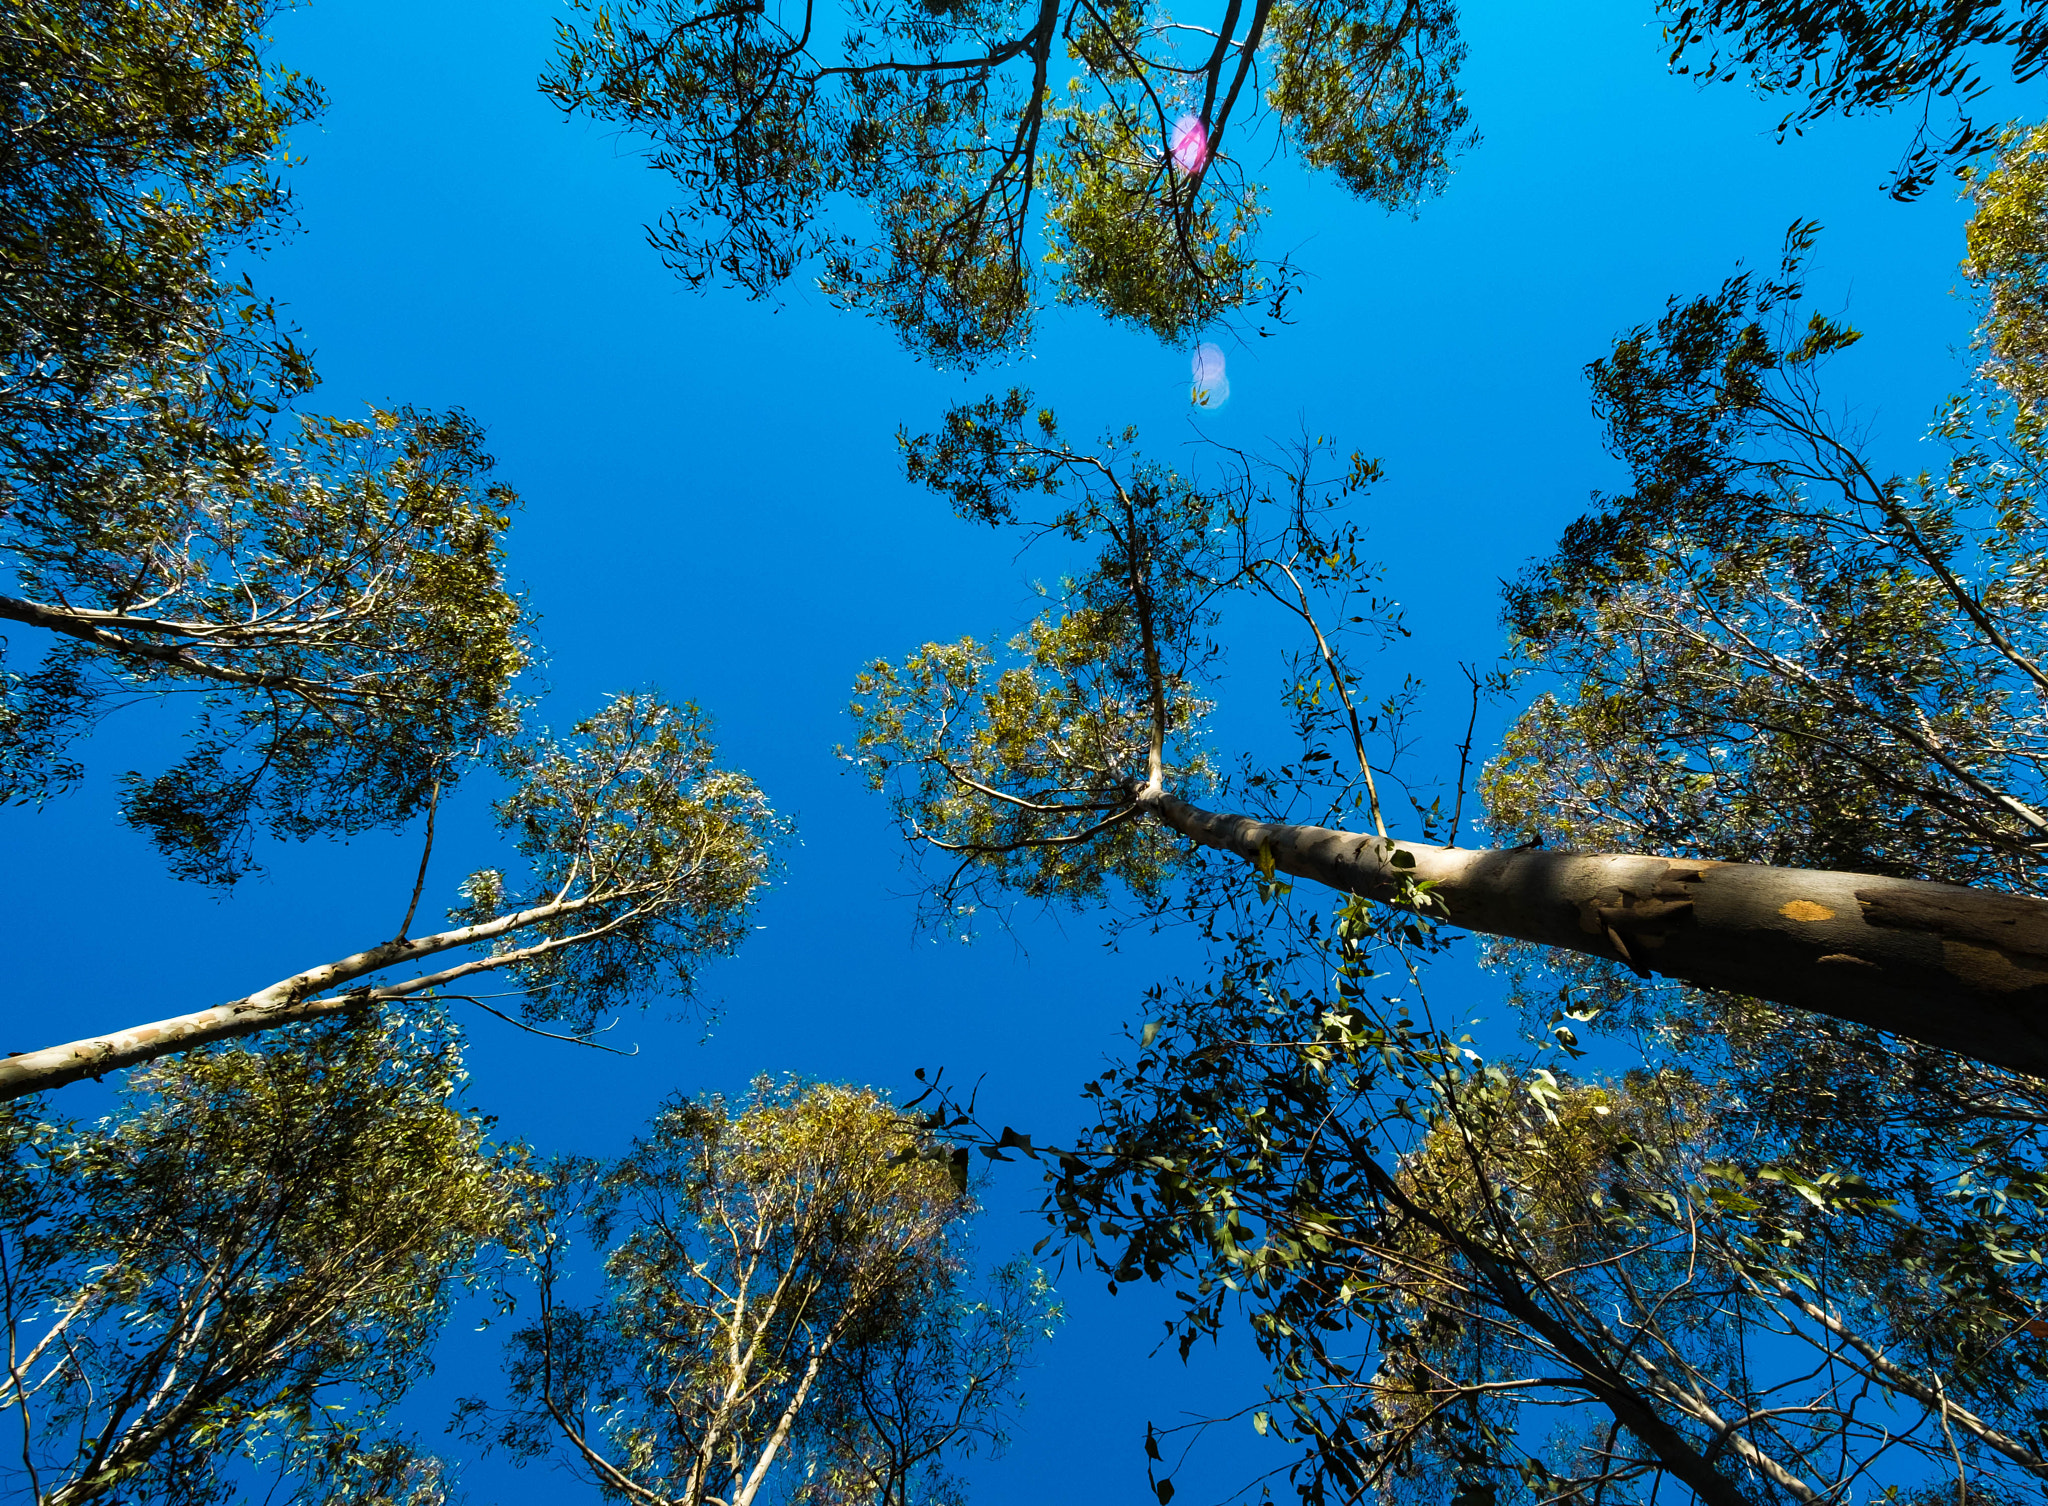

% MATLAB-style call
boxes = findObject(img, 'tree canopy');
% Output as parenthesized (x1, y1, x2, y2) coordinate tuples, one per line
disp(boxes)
(841, 117, 2048, 1503)
(1007, 887, 2048, 1502)
(847, 377, 2048, 1072)
(0, 1004, 527, 1506)
(543, 0, 1469, 363)
(0, 691, 787, 1102)
(1489, 209, 2048, 892)
(461, 1077, 1060, 1506)
(1, 0, 531, 884)
(1662, 0, 2048, 197)
(1, 0, 319, 482)
(17, 1, 2048, 1503)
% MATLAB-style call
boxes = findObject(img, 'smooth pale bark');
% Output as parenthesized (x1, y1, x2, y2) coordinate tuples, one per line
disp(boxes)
(1767, 1282, 2048, 1478)
(1139, 789, 2048, 1078)
(0, 894, 602, 1103)
(0, 592, 311, 693)
(731, 1348, 829, 1506)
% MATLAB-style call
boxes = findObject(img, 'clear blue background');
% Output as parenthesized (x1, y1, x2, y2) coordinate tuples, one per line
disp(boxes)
(0, 2, 2016, 1501)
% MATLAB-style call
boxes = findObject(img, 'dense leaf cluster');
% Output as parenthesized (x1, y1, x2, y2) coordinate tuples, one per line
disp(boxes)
(0, 1007, 528, 1506)
(543, 0, 1470, 363)
(457, 693, 790, 1036)
(0, 0, 319, 481)
(462, 1078, 1059, 1506)
(1662, 0, 2048, 196)
(5, 406, 531, 885)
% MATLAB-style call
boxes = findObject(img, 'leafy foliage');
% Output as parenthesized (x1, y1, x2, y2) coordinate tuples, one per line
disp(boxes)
(4, 406, 532, 886)
(849, 155, 2048, 1504)
(461, 1078, 1059, 1506)
(1968, 117, 2048, 420)
(846, 391, 1395, 922)
(543, 0, 1470, 363)
(0, 690, 786, 1103)
(1489, 213, 2048, 893)
(451, 692, 788, 1037)
(0, 1006, 528, 1506)
(951, 870, 2048, 1504)
(0, 0, 534, 885)
(1438, 125, 2048, 1506)
(0, 0, 320, 483)
(1661, 0, 2048, 197)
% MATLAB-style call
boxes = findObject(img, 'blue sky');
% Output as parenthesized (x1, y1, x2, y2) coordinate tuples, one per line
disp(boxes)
(0, 1, 2013, 1501)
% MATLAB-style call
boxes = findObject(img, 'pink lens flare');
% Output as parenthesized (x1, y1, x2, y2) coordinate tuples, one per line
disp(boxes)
(1169, 114, 1210, 174)
(1190, 342, 1230, 408)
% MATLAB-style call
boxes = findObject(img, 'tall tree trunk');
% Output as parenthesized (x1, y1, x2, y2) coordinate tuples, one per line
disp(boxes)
(730, 1348, 828, 1506)
(0, 894, 601, 1103)
(1137, 789, 2048, 1078)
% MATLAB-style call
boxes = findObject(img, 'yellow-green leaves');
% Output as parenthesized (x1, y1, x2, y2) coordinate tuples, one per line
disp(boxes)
(45, 404, 536, 886)
(1, 1007, 526, 1503)
(847, 626, 1177, 910)
(471, 1078, 1057, 1504)
(859, 395, 1396, 923)
(472, 692, 786, 1033)
(1266, 0, 1470, 208)
(545, 0, 1472, 364)
(1968, 119, 2048, 429)
(852, 400, 1237, 913)
(0, 0, 323, 476)
(1041, 93, 1263, 344)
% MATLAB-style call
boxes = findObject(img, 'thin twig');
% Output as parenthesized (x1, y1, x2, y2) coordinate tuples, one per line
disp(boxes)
(394, 777, 441, 942)
(1448, 662, 1480, 845)
(437, 992, 639, 1057)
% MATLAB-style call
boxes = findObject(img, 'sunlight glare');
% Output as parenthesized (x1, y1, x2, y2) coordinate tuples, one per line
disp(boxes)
(1191, 342, 1229, 408)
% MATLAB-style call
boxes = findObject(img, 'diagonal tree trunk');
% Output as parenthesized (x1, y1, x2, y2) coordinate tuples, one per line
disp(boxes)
(0, 893, 608, 1104)
(1137, 788, 2048, 1079)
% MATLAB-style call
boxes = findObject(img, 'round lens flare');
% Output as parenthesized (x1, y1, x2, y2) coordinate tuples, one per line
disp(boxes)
(1169, 114, 1210, 174)
(1191, 342, 1230, 408)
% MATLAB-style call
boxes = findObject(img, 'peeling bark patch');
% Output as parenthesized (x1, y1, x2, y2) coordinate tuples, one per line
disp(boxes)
(1780, 900, 1835, 922)
(1858, 885, 2048, 954)
(1817, 953, 1878, 968)
(1943, 937, 2048, 993)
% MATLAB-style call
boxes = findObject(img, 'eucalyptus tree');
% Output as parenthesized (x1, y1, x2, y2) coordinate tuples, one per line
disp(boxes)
(842, 199, 2048, 1483)
(0, 691, 785, 1103)
(3, 0, 532, 884)
(460, 1078, 1059, 1506)
(1490, 224, 2048, 895)
(1, 0, 318, 483)
(1661, 0, 2048, 197)
(0, 1003, 526, 1506)
(1018, 957, 2048, 1505)
(3, 404, 532, 887)
(1165, 137, 2048, 1495)
(1483, 133, 2048, 1085)
(542, 0, 1470, 364)
(847, 381, 2048, 1076)
(894, 788, 2048, 1500)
